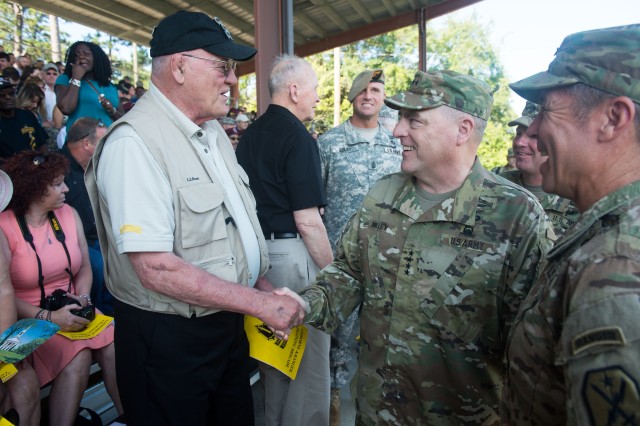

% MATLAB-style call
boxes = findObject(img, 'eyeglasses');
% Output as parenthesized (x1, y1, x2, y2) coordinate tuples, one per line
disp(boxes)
(33, 155, 46, 166)
(182, 54, 237, 77)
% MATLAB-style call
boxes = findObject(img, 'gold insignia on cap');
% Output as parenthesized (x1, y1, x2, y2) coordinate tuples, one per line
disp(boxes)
(214, 17, 233, 40)
(583, 367, 640, 425)
(371, 70, 383, 81)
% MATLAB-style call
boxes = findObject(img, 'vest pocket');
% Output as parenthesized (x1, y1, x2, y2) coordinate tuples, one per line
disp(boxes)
(178, 183, 227, 248)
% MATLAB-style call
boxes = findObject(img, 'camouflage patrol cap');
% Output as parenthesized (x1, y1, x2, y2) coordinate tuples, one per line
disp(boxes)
(510, 24, 640, 104)
(507, 101, 540, 127)
(348, 69, 385, 102)
(384, 70, 493, 120)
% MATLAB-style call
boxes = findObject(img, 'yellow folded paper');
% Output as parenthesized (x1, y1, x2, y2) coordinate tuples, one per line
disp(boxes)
(244, 316, 307, 380)
(58, 314, 113, 340)
(0, 362, 18, 383)
(0, 416, 16, 426)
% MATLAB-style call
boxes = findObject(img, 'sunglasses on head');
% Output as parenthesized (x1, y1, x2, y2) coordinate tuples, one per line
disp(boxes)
(32, 155, 47, 166)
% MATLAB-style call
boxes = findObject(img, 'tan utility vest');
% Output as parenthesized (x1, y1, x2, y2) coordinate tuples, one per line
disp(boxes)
(85, 88, 269, 317)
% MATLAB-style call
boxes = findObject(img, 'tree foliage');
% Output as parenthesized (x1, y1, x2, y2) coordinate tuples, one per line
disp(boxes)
(0, 3, 69, 60)
(0, 2, 150, 86)
(307, 14, 514, 168)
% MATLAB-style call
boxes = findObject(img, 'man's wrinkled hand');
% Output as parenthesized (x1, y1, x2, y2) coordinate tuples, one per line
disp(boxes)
(258, 291, 307, 341)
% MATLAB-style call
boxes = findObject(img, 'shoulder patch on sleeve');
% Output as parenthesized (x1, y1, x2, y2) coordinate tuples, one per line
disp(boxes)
(582, 366, 640, 426)
(572, 326, 626, 356)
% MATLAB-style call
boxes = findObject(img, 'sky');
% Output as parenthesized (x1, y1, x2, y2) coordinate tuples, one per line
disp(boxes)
(434, 0, 640, 111)
(62, 0, 640, 110)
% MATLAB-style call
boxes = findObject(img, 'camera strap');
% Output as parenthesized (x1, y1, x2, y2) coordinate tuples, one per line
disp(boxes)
(16, 211, 74, 305)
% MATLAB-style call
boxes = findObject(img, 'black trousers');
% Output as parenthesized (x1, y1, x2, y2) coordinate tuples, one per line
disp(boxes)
(114, 300, 254, 426)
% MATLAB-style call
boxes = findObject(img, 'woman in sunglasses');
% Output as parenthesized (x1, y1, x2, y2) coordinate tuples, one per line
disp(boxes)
(0, 152, 123, 425)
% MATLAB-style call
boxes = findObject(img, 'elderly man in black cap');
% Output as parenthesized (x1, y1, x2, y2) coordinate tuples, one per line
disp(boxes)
(85, 11, 306, 425)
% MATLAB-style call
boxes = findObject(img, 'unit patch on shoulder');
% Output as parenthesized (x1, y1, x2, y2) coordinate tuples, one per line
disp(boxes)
(582, 366, 640, 426)
(572, 326, 626, 356)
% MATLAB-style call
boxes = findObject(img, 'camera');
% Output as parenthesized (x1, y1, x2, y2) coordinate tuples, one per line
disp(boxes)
(41, 289, 96, 321)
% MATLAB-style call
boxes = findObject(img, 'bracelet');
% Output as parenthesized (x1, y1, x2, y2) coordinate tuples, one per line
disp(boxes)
(46, 310, 52, 322)
(70, 78, 82, 87)
(79, 294, 92, 304)
(35, 309, 44, 319)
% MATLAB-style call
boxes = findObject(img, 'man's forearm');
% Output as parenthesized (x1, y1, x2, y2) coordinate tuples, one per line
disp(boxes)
(128, 251, 305, 333)
(294, 207, 333, 269)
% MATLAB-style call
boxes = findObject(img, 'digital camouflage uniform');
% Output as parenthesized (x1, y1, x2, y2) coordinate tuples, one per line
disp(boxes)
(319, 120, 401, 251)
(319, 117, 402, 390)
(500, 170, 579, 237)
(503, 24, 640, 425)
(300, 161, 553, 425)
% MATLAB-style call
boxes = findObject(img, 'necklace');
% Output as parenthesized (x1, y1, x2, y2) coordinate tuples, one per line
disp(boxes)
(25, 213, 52, 244)
(45, 225, 52, 244)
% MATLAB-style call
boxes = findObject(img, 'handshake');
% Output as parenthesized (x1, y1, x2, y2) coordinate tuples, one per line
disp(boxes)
(262, 287, 310, 341)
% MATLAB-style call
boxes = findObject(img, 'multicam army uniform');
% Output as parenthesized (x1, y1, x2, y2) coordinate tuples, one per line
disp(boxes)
(500, 170, 579, 237)
(503, 182, 640, 425)
(300, 160, 553, 425)
(504, 23, 640, 425)
(319, 119, 402, 390)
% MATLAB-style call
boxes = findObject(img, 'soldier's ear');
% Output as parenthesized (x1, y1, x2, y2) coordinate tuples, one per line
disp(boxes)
(456, 116, 474, 146)
(598, 96, 636, 144)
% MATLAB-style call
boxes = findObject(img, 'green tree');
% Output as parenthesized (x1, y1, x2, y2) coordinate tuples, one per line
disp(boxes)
(0, 3, 70, 60)
(307, 14, 514, 168)
(425, 14, 515, 169)
(308, 26, 416, 131)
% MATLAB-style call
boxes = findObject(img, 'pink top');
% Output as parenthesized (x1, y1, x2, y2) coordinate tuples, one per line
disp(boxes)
(0, 204, 82, 306)
(0, 204, 114, 386)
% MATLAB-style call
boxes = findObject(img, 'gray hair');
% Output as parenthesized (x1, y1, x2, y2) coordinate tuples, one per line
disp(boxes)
(440, 105, 487, 141)
(268, 54, 311, 97)
(151, 56, 170, 75)
(564, 83, 640, 136)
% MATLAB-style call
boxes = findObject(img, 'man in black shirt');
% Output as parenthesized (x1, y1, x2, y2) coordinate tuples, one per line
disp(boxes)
(61, 117, 114, 315)
(236, 54, 332, 426)
(0, 77, 47, 162)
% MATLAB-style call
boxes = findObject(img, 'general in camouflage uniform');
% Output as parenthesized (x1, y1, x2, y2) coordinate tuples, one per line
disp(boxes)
(504, 24, 640, 425)
(299, 70, 554, 425)
(498, 101, 580, 237)
(318, 70, 403, 417)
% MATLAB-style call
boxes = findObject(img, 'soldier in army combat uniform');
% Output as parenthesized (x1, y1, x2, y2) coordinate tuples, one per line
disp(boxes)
(317, 69, 402, 425)
(504, 24, 640, 425)
(295, 70, 554, 424)
(498, 101, 580, 237)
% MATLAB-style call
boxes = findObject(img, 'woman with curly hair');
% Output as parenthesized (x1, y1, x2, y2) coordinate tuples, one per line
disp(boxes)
(0, 151, 123, 425)
(55, 42, 122, 131)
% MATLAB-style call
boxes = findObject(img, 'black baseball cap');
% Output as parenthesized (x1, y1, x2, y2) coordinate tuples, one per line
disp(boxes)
(150, 11, 256, 61)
